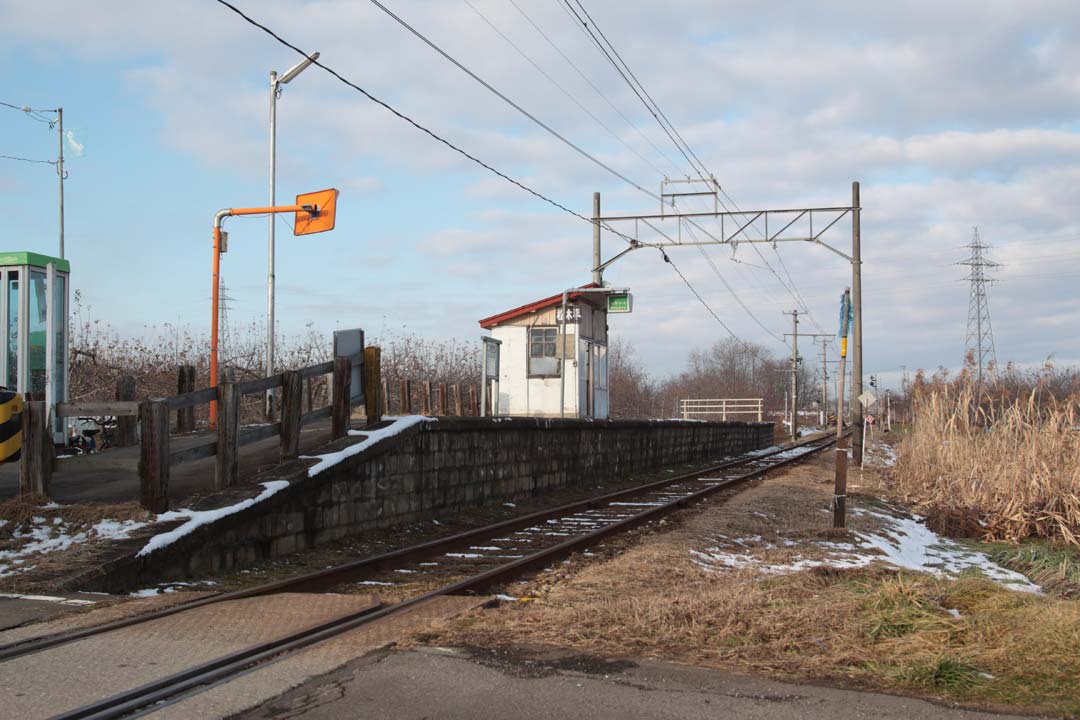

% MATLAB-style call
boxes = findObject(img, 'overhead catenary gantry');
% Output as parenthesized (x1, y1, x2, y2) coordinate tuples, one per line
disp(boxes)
(590, 181, 864, 469)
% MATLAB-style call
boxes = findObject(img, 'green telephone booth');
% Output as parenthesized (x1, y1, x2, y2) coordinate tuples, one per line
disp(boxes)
(0, 252, 69, 444)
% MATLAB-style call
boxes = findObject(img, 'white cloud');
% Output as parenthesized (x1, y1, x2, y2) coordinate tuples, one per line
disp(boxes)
(2, 0, 1079, 378)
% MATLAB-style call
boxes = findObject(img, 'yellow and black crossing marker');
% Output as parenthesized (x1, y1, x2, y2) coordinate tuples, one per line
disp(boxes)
(0, 389, 23, 463)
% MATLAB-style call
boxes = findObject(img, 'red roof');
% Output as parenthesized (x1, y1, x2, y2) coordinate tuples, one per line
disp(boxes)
(478, 283, 600, 329)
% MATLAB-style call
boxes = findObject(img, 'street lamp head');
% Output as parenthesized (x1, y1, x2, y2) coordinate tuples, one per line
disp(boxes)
(278, 52, 320, 84)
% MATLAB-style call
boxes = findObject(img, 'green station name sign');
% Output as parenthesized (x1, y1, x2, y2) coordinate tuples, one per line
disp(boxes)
(607, 292, 633, 313)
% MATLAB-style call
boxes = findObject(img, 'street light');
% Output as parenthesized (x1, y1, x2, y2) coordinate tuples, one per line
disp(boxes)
(267, 51, 319, 418)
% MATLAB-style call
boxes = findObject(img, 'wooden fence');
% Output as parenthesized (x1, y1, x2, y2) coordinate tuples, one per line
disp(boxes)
(23, 354, 372, 512)
(383, 378, 483, 417)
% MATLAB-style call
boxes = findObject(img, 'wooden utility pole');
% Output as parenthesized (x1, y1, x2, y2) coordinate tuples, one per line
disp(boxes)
(833, 288, 852, 528)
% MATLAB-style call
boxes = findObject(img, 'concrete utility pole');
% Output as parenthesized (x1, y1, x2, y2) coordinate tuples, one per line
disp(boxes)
(850, 181, 864, 466)
(57, 107, 64, 259)
(816, 337, 833, 426)
(784, 310, 799, 440)
(592, 192, 602, 285)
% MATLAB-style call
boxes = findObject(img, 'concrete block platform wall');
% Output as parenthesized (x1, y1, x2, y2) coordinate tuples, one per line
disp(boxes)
(75, 418, 774, 593)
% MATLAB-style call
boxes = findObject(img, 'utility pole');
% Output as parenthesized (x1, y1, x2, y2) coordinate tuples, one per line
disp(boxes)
(56, 107, 64, 259)
(851, 181, 864, 467)
(885, 389, 892, 432)
(267, 52, 320, 419)
(815, 337, 833, 426)
(834, 288, 852, 528)
(783, 310, 799, 440)
(592, 192, 602, 285)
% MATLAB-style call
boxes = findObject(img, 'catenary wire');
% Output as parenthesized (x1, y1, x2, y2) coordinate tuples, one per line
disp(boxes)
(461, 0, 668, 178)
(368, 0, 801, 348)
(559, 1, 829, 334)
(365, 0, 655, 198)
(509, 0, 684, 175)
(567, 0, 710, 177)
(215, 0, 777, 353)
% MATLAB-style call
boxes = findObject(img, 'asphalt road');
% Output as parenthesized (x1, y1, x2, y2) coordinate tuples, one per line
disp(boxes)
(0, 419, 334, 505)
(236, 646, 1038, 720)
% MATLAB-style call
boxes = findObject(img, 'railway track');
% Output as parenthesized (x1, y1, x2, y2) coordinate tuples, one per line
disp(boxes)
(4, 430, 844, 719)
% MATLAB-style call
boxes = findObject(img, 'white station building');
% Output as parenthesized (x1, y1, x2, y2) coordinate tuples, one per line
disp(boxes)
(479, 284, 628, 419)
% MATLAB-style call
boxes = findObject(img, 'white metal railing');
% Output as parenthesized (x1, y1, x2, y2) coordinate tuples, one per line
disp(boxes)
(679, 398, 763, 422)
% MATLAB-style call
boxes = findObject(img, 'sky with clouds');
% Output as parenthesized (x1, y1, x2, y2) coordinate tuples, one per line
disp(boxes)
(1, 0, 1078, 388)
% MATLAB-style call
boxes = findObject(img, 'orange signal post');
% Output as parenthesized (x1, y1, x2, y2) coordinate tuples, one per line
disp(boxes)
(210, 189, 339, 426)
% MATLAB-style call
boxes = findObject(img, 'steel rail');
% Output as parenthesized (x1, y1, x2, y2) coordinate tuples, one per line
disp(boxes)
(2, 432, 832, 664)
(46, 433, 843, 720)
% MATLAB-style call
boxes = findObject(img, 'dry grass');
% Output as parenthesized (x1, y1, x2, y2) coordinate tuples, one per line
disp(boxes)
(893, 385, 1080, 545)
(0, 495, 150, 593)
(429, 462, 1080, 716)
(0, 494, 147, 529)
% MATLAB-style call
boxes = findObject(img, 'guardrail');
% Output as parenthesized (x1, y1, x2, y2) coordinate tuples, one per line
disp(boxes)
(678, 398, 764, 422)
(33, 354, 371, 512)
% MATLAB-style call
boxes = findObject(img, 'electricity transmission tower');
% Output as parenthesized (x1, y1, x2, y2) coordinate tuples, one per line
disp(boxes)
(959, 227, 998, 388)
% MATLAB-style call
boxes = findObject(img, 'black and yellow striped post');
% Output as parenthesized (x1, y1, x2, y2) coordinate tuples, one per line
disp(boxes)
(0, 389, 23, 463)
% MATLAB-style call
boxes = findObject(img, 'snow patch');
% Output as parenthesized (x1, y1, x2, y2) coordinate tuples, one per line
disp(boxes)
(136, 480, 291, 557)
(694, 506, 1041, 593)
(93, 518, 149, 541)
(301, 415, 433, 477)
(0, 593, 97, 606)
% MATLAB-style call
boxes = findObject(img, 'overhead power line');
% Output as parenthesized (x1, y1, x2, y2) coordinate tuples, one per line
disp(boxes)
(215, 0, 774, 357)
(508, 0, 683, 175)
(1, 101, 57, 125)
(214, 0, 638, 243)
(461, 0, 667, 178)
(564, 0, 710, 177)
(560, 0, 825, 334)
(365, 0, 655, 198)
(557, 0, 706, 181)
(681, 217, 785, 344)
(0, 153, 57, 165)
(561, 1, 829, 336)
(661, 249, 775, 363)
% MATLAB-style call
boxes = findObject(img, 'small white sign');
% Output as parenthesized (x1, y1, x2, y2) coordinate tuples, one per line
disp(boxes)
(858, 391, 877, 408)
(555, 306, 582, 324)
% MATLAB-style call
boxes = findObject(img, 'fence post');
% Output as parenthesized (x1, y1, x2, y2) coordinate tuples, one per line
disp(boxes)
(176, 365, 196, 433)
(722, 398, 727, 422)
(138, 399, 170, 512)
(451, 383, 462, 416)
(400, 379, 413, 415)
(332, 356, 351, 440)
(758, 399, 763, 422)
(380, 378, 389, 416)
(215, 382, 239, 490)
(115, 375, 137, 446)
(19, 402, 51, 497)
(364, 346, 382, 425)
(469, 385, 480, 416)
(280, 370, 302, 461)
(438, 383, 448, 416)
(422, 381, 432, 416)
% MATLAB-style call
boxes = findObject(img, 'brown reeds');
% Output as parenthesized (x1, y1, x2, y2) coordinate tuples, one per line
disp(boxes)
(894, 384, 1080, 545)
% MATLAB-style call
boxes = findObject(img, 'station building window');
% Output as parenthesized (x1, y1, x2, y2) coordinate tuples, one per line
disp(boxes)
(528, 327, 560, 377)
